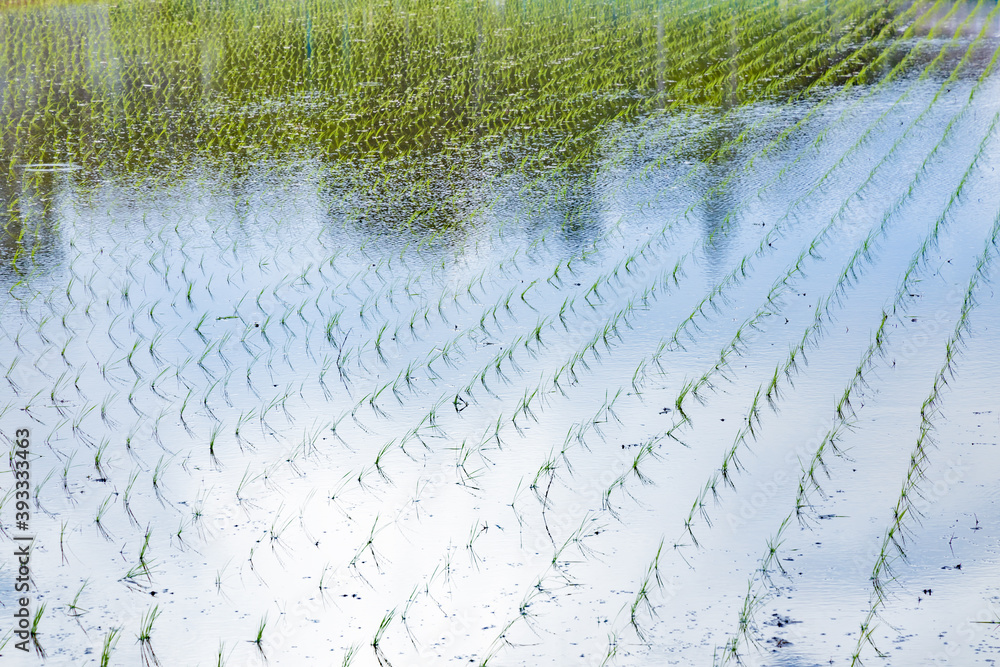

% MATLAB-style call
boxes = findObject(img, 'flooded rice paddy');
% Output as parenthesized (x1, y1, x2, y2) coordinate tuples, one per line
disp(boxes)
(1, 0, 1000, 664)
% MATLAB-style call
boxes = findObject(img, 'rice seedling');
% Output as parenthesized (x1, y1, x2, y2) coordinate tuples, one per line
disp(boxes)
(141, 456, 168, 508)
(215, 640, 233, 667)
(371, 609, 395, 664)
(341, 643, 361, 667)
(100, 628, 121, 667)
(94, 495, 114, 541)
(93, 438, 110, 479)
(30, 603, 46, 657)
(350, 515, 386, 573)
(252, 614, 267, 656)
(137, 605, 162, 666)
(67, 580, 88, 617)
(236, 467, 263, 505)
(31, 465, 55, 515)
(70, 404, 95, 446)
(208, 422, 222, 464)
(268, 507, 294, 549)
(58, 520, 70, 564)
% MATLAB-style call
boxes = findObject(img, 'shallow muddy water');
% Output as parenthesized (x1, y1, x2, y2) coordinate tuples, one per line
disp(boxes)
(1, 0, 999, 665)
